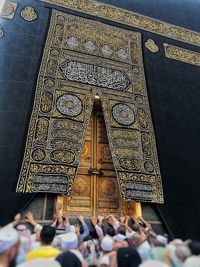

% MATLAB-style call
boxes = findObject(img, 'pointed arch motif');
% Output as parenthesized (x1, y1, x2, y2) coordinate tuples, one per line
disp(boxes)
(16, 10, 163, 203)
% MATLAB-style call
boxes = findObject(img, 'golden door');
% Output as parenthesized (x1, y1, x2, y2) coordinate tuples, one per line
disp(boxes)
(58, 104, 141, 217)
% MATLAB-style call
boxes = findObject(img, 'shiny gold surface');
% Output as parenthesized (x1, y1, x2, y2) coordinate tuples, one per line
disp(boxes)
(164, 43, 200, 67)
(40, 0, 200, 47)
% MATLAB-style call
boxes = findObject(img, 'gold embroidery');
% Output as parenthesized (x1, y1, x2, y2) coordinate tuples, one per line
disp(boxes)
(164, 43, 200, 67)
(145, 39, 159, 53)
(16, 10, 163, 203)
(20, 6, 38, 22)
(0, 1, 18, 20)
(39, 0, 200, 47)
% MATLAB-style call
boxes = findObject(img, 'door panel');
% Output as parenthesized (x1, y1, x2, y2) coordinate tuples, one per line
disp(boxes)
(59, 107, 141, 217)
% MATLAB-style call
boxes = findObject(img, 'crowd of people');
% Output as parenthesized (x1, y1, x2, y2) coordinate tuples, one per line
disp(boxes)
(1, 203, 200, 267)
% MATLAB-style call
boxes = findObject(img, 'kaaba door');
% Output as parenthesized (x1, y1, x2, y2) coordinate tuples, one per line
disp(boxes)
(58, 105, 122, 217)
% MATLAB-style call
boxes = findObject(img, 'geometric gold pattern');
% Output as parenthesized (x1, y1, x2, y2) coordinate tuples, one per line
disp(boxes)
(145, 39, 159, 53)
(164, 43, 200, 67)
(16, 10, 163, 203)
(0, 1, 18, 20)
(39, 0, 200, 47)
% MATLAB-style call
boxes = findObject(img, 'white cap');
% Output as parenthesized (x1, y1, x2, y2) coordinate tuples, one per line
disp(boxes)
(114, 234, 126, 242)
(60, 232, 78, 250)
(156, 235, 168, 246)
(101, 235, 114, 252)
(0, 224, 19, 253)
(69, 225, 76, 233)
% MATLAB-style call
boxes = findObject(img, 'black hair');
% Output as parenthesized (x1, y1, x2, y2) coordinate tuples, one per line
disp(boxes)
(40, 225, 56, 245)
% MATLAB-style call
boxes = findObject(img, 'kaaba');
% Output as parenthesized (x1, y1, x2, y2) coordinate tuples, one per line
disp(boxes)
(0, 0, 200, 240)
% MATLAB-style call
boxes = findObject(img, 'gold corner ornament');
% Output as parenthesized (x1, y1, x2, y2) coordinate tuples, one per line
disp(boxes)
(145, 39, 159, 53)
(0, 1, 18, 19)
(164, 43, 200, 67)
(20, 6, 38, 22)
(39, 0, 200, 48)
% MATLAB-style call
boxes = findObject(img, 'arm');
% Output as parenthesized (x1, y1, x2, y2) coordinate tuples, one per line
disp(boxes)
(79, 216, 89, 239)
(91, 217, 104, 239)
(25, 212, 43, 232)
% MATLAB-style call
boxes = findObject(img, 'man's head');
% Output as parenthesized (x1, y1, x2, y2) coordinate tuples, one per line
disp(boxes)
(40, 225, 56, 245)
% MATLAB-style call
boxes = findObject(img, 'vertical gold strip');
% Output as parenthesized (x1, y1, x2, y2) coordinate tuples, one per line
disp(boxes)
(93, 113, 97, 217)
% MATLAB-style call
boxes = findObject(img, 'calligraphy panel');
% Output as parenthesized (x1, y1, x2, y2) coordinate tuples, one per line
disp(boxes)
(16, 10, 163, 203)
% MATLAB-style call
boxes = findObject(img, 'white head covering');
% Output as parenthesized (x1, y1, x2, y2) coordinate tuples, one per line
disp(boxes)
(0, 224, 19, 253)
(60, 232, 78, 250)
(17, 259, 61, 267)
(101, 235, 114, 252)
(139, 260, 170, 267)
(69, 225, 76, 233)
(156, 235, 168, 246)
(183, 256, 200, 267)
(114, 234, 126, 242)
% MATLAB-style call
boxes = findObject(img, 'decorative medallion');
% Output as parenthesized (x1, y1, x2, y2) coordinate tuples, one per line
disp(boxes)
(101, 179, 116, 196)
(59, 60, 131, 91)
(101, 44, 113, 56)
(56, 94, 82, 117)
(119, 157, 141, 171)
(40, 92, 53, 113)
(44, 78, 55, 88)
(84, 40, 96, 52)
(73, 177, 88, 194)
(0, 26, 4, 38)
(112, 104, 135, 126)
(50, 149, 75, 164)
(145, 39, 159, 53)
(117, 49, 128, 59)
(101, 145, 112, 160)
(32, 148, 46, 161)
(0, 1, 17, 20)
(66, 36, 79, 49)
(20, 6, 38, 22)
(34, 118, 49, 143)
(144, 161, 154, 173)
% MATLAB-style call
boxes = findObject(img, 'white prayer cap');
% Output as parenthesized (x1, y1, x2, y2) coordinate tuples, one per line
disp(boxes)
(114, 234, 126, 242)
(156, 235, 168, 246)
(0, 224, 19, 253)
(70, 225, 76, 233)
(17, 259, 61, 267)
(139, 260, 170, 267)
(101, 235, 114, 252)
(183, 256, 200, 267)
(60, 232, 78, 250)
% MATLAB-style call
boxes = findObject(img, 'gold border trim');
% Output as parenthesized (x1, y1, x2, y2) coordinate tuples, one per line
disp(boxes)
(164, 43, 200, 66)
(39, 0, 200, 47)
